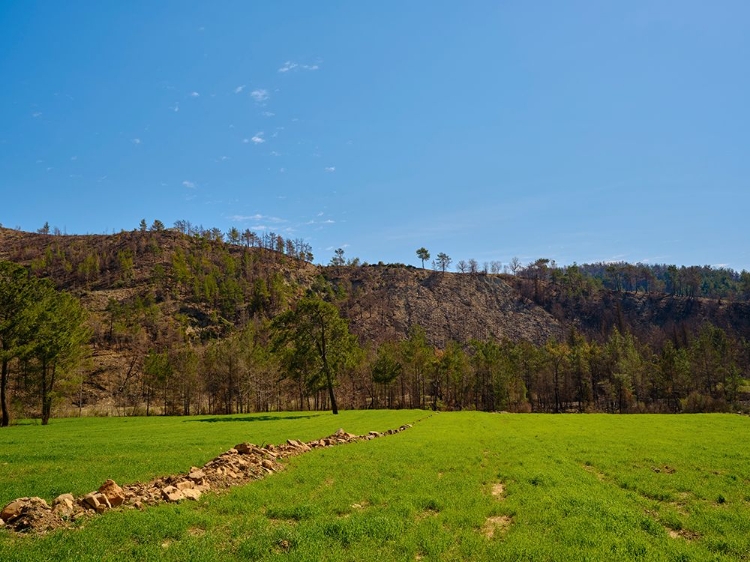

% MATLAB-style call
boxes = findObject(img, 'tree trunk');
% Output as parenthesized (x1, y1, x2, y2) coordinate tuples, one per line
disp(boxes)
(1, 357, 10, 427)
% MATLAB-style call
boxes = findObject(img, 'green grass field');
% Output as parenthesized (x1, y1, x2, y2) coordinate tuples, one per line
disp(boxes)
(1, 412, 748, 561)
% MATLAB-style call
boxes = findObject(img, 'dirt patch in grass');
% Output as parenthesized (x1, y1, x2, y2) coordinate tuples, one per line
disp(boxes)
(482, 515, 512, 539)
(668, 528, 700, 541)
(582, 464, 606, 481)
(491, 483, 505, 498)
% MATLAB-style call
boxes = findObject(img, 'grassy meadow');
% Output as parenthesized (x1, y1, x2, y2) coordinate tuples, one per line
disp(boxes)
(1, 412, 748, 561)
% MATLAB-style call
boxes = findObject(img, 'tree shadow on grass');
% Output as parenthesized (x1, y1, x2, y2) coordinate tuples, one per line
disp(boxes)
(186, 414, 324, 423)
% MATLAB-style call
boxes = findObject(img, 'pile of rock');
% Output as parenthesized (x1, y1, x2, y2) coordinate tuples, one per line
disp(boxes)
(0, 424, 413, 534)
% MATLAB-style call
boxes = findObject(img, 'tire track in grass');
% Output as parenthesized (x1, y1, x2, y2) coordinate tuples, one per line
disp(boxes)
(579, 461, 700, 542)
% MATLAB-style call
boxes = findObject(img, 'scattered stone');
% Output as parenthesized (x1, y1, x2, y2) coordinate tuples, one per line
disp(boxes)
(2, 422, 419, 534)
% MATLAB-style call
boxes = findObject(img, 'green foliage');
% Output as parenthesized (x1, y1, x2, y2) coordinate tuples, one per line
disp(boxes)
(0, 262, 89, 425)
(272, 297, 359, 414)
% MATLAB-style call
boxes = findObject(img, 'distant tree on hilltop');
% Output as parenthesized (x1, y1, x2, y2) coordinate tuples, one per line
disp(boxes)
(416, 248, 430, 269)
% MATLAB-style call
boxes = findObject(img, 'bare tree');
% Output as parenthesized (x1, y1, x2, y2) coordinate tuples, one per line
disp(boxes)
(509, 257, 522, 275)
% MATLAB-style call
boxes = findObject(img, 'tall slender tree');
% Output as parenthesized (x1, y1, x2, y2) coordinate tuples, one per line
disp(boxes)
(416, 248, 430, 269)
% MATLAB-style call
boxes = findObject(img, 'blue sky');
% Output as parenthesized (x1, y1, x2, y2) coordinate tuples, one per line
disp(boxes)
(1, 1, 749, 271)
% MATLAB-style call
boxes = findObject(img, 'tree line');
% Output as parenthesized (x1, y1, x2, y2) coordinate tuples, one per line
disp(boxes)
(4, 264, 747, 422)
(414, 248, 750, 302)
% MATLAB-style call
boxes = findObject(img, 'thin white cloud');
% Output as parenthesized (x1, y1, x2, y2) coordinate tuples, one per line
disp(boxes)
(182, 180, 196, 188)
(70, 156, 77, 161)
(234, 85, 246, 94)
(325, 166, 336, 172)
(251, 132, 265, 144)
(171, 102, 180, 112)
(242, 138, 250, 143)
(229, 213, 285, 223)
(250, 89, 269, 102)
(270, 150, 281, 156)
(32, 112, 42, 118)
(261, 111, 275, 117)
(278, 61, 321, 73)
(189, 91, 200, 97)
(132, 138, 141, 144)
(278, 61, 298, 73)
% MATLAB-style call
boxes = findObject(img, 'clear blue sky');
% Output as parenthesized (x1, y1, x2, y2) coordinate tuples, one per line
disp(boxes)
(2, 1, 749, 271)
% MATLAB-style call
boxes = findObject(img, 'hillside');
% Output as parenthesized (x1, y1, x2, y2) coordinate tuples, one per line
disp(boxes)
(1, 227, 749, 416)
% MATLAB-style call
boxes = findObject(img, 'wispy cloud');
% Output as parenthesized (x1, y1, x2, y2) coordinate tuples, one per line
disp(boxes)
(270, 150, 281, 156)
(250, 89, 269, 102)
(261, 111, 275, 117)
(229, 213, 285, 223)
(189, 91, 200, 97)
(278, 61, 321, 73)
(170, 102, 180, 112)
(251, 132, 265, 144)
(182, 180, 196, 188)
(278, 61, 298, 73)
(132, 138, 141, 144)
(70, 156, 78, 161)
(32, 112, 42, 118)
(234, 85, 246, 94)
(325, 166, 336, 172)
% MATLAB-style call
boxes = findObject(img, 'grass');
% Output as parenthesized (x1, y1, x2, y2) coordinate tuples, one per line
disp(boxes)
(1, 412, 749, 561)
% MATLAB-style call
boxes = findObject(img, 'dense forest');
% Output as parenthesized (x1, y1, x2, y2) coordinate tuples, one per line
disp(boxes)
(0, 224, 748, 422)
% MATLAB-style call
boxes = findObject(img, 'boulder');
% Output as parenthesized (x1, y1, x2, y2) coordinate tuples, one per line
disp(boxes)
(161, 486, 184, 502)
(176, 480, 195, 491)
(188, 468, 206, 481)
(52, 494, 76, 515)
(235, 443, 252, 454)
(53, 493, 75, 508)
(83, 492, 100, 510)
(0, 500, 23, 523)
(182, 489, 202, 501)
(98, 479, 126, 507)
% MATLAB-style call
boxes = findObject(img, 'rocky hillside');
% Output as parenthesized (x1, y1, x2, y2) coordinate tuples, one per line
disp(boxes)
(0, 227, 562, 348)
(329, 266, 561, 346)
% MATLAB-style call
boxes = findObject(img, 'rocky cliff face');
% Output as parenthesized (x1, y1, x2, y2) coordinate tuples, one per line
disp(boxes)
(328, 266, 563, 347)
